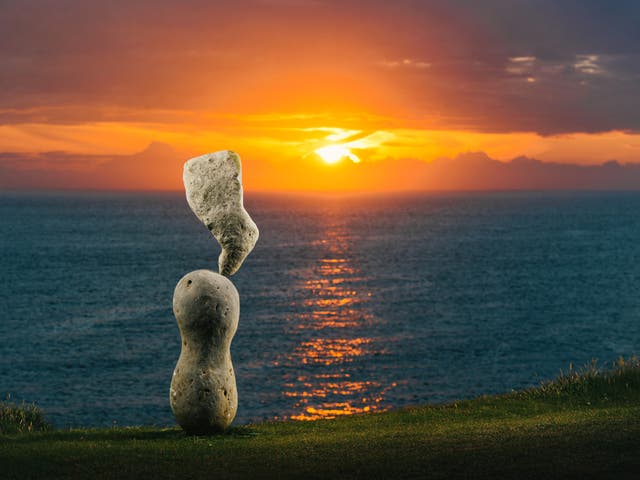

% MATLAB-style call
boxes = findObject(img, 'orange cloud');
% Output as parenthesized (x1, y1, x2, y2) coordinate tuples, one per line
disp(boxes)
(1, 1, 640, 192)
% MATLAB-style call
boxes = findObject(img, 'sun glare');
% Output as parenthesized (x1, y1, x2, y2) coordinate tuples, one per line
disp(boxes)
(314, 145, 361, 165)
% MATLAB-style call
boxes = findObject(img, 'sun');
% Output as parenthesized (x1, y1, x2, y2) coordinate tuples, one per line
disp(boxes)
(314, 145, 361, 165)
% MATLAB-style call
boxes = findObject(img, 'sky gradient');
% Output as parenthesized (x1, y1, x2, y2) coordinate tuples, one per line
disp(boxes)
(1, 0, 640, 191)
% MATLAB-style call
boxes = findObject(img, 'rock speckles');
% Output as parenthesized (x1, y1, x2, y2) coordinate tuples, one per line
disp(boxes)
(170, 270, 239, 434)
(183, 150, 259, 276)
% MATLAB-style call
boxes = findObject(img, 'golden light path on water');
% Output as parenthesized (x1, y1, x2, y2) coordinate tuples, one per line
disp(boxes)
(275, 214, 398, 421)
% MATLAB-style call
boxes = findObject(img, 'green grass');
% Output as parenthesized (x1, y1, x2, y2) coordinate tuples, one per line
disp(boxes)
(3, 358, 640, 479)
(0, 397, 50, 435)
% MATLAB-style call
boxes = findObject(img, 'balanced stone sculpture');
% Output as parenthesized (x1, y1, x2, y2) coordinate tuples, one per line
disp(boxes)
(170, 150, 258, 434)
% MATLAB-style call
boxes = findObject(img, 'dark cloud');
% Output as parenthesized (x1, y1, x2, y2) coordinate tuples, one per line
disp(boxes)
(0, 0, 639, 134)
(421, 153, 640, 190)
(452, 0, 640, 57)
(0, 142, 182, 190)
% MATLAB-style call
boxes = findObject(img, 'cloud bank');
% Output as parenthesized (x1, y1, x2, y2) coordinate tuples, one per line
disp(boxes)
(2, 145, 640, 192)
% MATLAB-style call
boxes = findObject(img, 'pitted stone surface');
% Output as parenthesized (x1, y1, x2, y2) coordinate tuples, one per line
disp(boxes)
(183, 150, 259, 276)
(170, 269, 239, 434)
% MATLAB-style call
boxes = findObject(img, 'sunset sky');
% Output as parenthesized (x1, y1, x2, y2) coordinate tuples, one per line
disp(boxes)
(1, 0, 640, 191)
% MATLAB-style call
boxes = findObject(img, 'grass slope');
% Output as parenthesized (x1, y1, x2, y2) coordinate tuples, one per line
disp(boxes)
(3, 359, 640, 479)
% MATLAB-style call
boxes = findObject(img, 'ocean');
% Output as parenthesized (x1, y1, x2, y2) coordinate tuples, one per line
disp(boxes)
(1, 191, 640, 428)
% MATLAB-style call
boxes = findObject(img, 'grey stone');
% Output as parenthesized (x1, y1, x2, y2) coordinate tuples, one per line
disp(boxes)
(183, 150, 259, 276)
(170, 269, 239, 434)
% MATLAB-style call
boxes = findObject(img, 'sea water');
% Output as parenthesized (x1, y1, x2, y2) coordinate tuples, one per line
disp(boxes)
(1, 191, 640, 427)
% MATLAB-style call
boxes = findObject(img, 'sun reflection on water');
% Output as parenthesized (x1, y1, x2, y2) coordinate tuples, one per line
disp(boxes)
(277, 217, 396, 421)
(298, 337, 371, 366)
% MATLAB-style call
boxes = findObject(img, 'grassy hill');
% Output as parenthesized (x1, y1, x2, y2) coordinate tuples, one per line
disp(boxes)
(3, 358, 640, 479)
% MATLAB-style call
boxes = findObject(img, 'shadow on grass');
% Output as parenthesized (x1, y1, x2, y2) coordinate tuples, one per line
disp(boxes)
(2, 425, 261, 443)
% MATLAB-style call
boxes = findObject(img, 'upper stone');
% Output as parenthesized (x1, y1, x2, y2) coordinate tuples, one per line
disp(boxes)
(183, 150, 259, 276)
